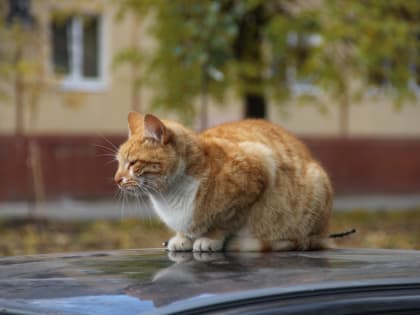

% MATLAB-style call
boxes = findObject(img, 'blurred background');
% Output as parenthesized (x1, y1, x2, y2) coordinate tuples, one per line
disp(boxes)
(0, 0, 419, 255)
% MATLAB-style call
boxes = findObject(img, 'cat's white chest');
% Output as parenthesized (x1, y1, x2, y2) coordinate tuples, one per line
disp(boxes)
(149, 176, 199, 234)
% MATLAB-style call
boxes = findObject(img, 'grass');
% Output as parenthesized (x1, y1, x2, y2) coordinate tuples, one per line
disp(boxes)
(331, 209, 420, 250)
(0, 218, 172, 256)
(0, 208, 419, 256)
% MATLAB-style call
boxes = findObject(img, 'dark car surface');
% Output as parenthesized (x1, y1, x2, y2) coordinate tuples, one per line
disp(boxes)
(0, 248, 420, 315)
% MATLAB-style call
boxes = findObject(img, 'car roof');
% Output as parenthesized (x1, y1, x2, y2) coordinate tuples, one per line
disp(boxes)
(0, 248, 420, 314)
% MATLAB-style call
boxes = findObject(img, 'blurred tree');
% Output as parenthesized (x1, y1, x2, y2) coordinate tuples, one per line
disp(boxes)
(113, 9, 145, 113)
(304, 0, 420, 136)
(0, 0, 49, 211)
(114, 0, 420, 132)
(115, 0, 286, 127)
(0, 0, 46, 135)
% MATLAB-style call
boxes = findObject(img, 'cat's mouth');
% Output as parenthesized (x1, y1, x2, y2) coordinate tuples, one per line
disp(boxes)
(116, 175, 163, 196)
(118, 181, 140, 194)
(118, 182, 152, 197)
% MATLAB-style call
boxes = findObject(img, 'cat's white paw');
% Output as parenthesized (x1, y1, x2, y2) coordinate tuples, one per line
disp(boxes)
(167, 235, 193, 251)
(193, 237, 224, 252)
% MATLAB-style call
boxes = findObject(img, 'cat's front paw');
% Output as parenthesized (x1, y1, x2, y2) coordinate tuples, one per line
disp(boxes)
(167, 234, 193, 252)
(193, 237, 224, 252)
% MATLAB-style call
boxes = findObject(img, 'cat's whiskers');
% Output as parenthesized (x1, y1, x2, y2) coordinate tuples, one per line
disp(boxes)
(139, 181, 170, 223)
(93, 134, 118, 160)
(141, 180, 167, 202)
(134, 191, 154, 227)
(93, 143, 119, 168)
(96, 153, 118, 159)
(116, 179, 146, 221)
(93, 143, 118, 155)
(115, 188, 125, 220)
(100, 135, 120, 153)
(129, 179, 160, 226)
(103, 159, 118, 166)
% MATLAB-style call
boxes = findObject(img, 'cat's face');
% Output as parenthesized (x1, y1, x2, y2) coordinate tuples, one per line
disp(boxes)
(114, 113, 180, 195)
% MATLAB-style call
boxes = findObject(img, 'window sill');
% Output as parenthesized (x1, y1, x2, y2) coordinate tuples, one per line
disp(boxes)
(60, 78, 108, 93)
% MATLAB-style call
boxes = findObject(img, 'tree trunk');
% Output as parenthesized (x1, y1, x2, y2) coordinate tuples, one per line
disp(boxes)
(28, 140, 45, 217)
(233, 4, 267, 119)
(131, 79, 141, 112)
(130, 18, 142, 112)
(339, 95, 350, 137)
(245, 92, 266, 118)
(14, 47, 24, 135)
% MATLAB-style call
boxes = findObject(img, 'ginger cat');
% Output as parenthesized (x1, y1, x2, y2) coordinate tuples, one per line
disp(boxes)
(114, 112, 333, 252)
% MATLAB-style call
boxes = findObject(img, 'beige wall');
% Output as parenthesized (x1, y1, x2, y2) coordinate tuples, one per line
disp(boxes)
(0, 0, 419, 137)
(348, 99, 420, 137)
(272, 97, 420, 137)
(205, 96, 420, 137)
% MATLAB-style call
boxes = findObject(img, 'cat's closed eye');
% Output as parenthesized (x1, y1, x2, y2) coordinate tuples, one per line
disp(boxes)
(142, 163, 161, 174)
(128, 160, 139, 167)
(130, 162, 161, 176)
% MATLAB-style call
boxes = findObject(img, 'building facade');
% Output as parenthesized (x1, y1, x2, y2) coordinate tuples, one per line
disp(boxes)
(0, 0, 419, 137)
(0, 0, 419, 201)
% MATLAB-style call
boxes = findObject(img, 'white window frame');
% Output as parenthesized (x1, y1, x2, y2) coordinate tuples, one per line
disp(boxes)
(57, 15, 108, 92)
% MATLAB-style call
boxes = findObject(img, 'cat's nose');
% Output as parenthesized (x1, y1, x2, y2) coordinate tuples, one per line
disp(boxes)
(114, 174, 124, 186)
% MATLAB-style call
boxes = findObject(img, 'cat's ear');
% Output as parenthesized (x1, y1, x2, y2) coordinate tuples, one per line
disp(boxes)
(128, 111, 143, 137)
(144, 114, 169, 144)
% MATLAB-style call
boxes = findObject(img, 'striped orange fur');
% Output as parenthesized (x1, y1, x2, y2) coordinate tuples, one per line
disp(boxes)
(115, 112, 333, 252)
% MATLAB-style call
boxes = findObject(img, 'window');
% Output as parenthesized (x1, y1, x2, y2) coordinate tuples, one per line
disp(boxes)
(367, 57, 420, 95)
(285, 32, 323, 97)
(367, 58, 395, 89)
(367, 36, 420, 94)
(51, 14, 107, 92)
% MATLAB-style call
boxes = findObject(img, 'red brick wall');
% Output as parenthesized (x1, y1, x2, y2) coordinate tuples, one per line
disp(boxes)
(0, 135, 419, 200)
(303, 137, 420, 195)
(0, 135, 125, 201)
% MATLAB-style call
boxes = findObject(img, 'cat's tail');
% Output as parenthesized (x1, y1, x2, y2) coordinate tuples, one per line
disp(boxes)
(329, 228, 356, 238)
(224, 235, 332, 252)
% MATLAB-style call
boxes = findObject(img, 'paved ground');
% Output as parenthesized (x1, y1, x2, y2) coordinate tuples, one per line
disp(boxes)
(1, 195, 420, 220)
(0, 200, 155, 220)
(334, 195, 420, 211)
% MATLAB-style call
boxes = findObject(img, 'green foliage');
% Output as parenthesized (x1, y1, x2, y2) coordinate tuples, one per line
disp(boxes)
(147, 1, 243, 119)
(0, 2, 47, 132)
(309, 0, 420, 102)
(114, 0, 420, 121)
(264, 8, 321, 100)
(114, 0, 249, 122)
